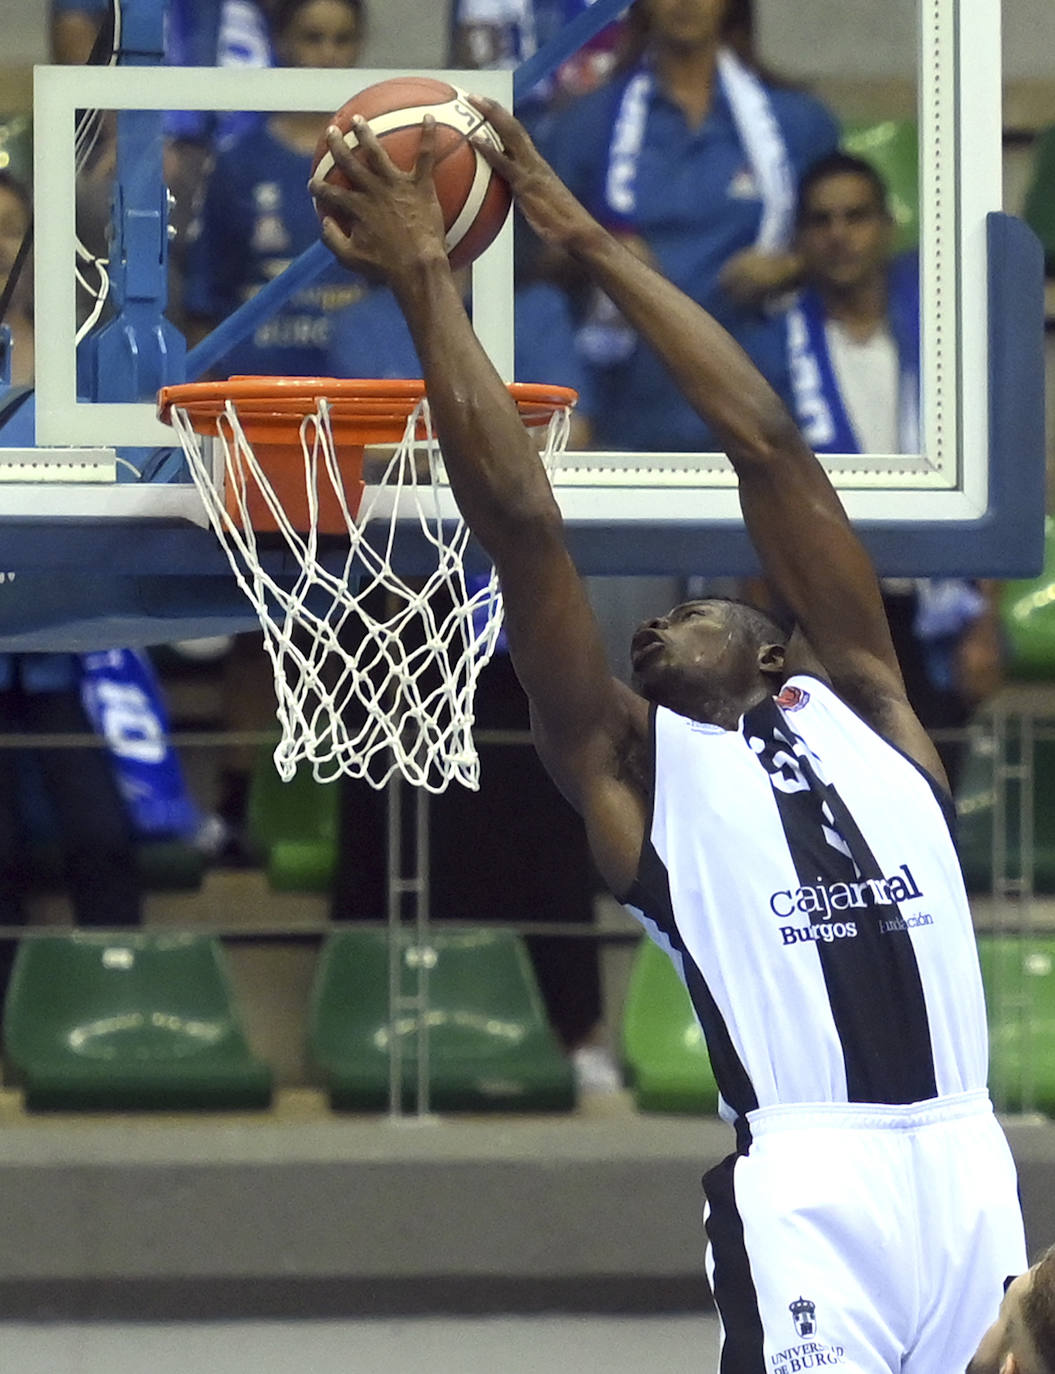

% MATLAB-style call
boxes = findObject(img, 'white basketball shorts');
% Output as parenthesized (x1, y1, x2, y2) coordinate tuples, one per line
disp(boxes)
(702, 1090, 1026, 1373)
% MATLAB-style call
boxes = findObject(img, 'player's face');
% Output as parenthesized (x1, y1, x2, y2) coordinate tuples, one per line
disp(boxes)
(277, 0, 362, 69)
(966, 1267, 1042, 1374)
(630, 600, 767, 715)
(644, 0, 728, 51)
(797, 173, 892, 294)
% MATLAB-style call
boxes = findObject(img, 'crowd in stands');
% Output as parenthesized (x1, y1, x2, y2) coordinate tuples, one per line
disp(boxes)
(0, 0, 1049, 1091)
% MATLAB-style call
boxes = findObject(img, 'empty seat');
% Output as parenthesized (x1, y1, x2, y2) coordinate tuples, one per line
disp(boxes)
(246, 745, 338, 891)
(621, 937, 719, 1114)
(977, 933, 1055, 1115)
(309, 927, 576, 1112)
(3, 933, 273, 1110)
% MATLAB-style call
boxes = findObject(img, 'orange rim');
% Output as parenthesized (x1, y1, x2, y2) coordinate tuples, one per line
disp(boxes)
(157, 376, 578, 443)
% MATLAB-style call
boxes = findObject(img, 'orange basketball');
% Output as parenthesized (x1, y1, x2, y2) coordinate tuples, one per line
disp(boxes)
(311, 75, 512, 271)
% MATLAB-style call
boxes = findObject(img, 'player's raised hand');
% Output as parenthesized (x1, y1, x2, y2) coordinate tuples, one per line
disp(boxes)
(467, 95, 597, 254)
(310, 115, 448, 281)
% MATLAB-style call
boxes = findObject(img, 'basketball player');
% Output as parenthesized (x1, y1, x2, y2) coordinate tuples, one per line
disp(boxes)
(310, 102, 1027, 1371)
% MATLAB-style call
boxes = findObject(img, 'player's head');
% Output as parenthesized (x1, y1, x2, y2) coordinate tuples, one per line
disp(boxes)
(271, 0, 365, 69)
(630, 598, 789, 723)
(968, 1248, 1055, 1374)
(795, 151, 893, 296)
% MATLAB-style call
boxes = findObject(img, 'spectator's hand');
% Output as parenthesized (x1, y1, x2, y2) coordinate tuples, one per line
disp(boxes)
(719, 248, 804, 307)
(467, 95, 597, 253)
(311, 117, 448, 282)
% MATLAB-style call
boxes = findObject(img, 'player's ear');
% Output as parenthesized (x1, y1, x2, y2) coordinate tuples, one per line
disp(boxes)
(758, 642, 785, 678)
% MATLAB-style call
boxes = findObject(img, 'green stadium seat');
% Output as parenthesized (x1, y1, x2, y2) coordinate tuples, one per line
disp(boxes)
(246, 745, 338, 891)
(620, 936, 719, 1114)
(3, 933, 273, 1111)
(841, 120, 919, 253)
(309, 927, 576, 1112)
(977, 933, 1055, 1115)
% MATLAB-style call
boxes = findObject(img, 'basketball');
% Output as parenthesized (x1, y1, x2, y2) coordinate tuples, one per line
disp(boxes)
(311, 76, 512, 271)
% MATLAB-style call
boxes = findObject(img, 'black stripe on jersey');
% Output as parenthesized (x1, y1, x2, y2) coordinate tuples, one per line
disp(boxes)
(704, 1152, 765, 1374)
(743, 697, 937, 1105)
(629, 837, 759, 1121)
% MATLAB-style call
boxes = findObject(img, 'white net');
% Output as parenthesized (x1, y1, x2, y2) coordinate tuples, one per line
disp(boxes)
(168, 392, 570, 792)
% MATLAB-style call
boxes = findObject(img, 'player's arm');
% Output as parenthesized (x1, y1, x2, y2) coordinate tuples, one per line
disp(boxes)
(471, 97, 946, 788)
(310, 120, 649, 893)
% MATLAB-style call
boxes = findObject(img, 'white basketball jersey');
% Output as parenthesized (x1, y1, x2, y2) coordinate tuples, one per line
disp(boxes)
(628, 676, 988, 1125)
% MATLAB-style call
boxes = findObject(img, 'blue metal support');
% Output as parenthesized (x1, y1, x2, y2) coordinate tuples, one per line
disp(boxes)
(77, 0, 186, 446)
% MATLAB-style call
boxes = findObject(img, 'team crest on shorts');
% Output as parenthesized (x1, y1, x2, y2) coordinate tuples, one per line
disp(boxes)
(771, 1296, 846, 1370)
(776, 685, 810, 711)
(789, 1296, 817, 1337)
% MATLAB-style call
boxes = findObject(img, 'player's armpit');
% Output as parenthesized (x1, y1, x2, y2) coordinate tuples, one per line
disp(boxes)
(530, 693, 651, 898)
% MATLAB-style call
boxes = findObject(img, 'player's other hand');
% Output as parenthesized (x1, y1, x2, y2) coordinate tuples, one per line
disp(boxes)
(310, 116, 448, 282)
(467, 95, 595, 253)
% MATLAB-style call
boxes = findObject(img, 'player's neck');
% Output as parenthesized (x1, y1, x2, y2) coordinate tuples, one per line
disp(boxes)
(653, 43, 719, 129)
(677, 680, 772, 731)
(819, 275, 889, 342)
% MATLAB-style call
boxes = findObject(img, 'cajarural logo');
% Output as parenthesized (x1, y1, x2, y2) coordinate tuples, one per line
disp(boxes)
(770, 863, 924, 946)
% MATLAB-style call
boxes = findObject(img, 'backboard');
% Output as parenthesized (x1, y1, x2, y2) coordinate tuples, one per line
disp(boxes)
(0, 0, 1044, 649)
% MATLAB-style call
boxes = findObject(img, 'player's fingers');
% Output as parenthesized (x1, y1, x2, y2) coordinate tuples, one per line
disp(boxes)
(310, 176, 364, 219)
(321, 124, 372, 185)
(351, 113, 397, 178)
(466, 94, 524, 151)
(318, 214, 359, 265)
(415, 114, 439, 182)
(469, 134, 501, 175)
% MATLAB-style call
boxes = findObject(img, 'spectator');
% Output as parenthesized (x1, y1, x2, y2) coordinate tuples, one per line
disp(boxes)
(779, 150, 1002, 788)
(544, 0, 839, 452)
(181, 0, 369, 377)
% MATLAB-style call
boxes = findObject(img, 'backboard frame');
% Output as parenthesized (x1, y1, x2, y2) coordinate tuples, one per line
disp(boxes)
(12, 0, 1046, 601)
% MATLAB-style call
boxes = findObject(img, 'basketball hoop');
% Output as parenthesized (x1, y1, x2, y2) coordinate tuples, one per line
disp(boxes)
(157, 376, 575, 792)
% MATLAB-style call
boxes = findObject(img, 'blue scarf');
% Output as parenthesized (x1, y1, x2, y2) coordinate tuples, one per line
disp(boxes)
(786, 255, 920, 454)
(603, 49, 795, 249)
(80, 650, 201, 838)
